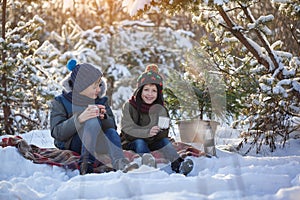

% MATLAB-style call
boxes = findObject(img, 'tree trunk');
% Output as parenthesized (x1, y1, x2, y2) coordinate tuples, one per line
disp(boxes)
(1, 0, 14, 135)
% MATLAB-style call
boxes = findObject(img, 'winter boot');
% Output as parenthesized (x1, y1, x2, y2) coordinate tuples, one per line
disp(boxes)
(93, 160, 115, 173)
(114, 158, 139, 173)
(171, 157, 183, 173)
(142, 153, 157, 168)
(80, 162, 94, 175)
(179, 158, 194, 176)
(171, 157, 194, 176)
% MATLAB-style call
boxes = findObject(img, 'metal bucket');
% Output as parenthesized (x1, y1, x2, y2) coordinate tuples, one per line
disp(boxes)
(178, 119, 219, 156)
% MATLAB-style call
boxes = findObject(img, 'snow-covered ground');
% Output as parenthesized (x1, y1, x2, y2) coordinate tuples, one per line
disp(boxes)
(1, 127, 300, 200)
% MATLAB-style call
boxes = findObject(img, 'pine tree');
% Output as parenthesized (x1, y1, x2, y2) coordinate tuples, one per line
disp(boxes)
(1, 2, 54, 134)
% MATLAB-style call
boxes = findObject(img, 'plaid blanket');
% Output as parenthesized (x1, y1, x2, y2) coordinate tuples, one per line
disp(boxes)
(0, 136, 206, 173)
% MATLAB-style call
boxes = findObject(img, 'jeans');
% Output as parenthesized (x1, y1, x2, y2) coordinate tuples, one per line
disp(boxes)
(70, 117, 124, 165)
(127, 138, 179, 162)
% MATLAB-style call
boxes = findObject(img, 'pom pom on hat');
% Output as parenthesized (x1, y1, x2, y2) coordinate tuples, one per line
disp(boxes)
(137, 64, 163, 89)
(67, 59, 77, 71)
(145, 64, 159, 73)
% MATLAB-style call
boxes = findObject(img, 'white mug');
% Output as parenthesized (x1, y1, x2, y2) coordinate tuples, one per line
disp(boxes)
(158, 116, 170, 129)
(88, 104, 99, 115)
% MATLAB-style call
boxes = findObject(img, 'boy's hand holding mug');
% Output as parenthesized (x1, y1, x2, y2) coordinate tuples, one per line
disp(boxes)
(96, 105, 107, 119)
(89, 104, 107, 119)
(79, 105, 107, 123)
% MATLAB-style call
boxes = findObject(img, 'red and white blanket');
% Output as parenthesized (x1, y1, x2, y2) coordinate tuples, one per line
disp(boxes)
(0, 136, 206, 173)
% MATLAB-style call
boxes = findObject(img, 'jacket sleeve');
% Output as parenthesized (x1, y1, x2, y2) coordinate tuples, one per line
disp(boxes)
(120, 102, 151, 139)
(100, 100, 117, 131)
(50, 99, 83, 141)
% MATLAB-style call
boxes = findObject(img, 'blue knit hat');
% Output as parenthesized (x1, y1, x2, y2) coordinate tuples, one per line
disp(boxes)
(67, 59, 103, 93)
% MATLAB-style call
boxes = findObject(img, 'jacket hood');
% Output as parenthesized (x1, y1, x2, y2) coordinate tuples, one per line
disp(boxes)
(61, 73, 107, 98)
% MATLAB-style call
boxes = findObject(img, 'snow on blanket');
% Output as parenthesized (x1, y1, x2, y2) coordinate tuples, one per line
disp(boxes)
(0, 135, 206, 173)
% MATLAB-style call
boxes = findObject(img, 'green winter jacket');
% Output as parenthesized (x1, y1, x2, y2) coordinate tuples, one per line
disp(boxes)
(120, 102, 169, 148)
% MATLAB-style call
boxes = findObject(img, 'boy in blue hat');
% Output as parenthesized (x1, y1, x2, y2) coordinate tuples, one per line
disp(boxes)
(50, 60, 138, 174)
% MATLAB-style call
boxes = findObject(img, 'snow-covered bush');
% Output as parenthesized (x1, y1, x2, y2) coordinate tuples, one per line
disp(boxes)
(122, 0, 300, 153)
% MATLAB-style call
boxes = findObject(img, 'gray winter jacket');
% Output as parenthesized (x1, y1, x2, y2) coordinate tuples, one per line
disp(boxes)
(50, 75, 116, 150)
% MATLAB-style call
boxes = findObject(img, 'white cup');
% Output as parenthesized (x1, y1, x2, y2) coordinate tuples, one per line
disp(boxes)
(158, 116, 170, 129)
(88, 105, 99, 115)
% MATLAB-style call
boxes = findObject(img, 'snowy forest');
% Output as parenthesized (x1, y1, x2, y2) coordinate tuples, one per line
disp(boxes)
(0, 0, 299, 154)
